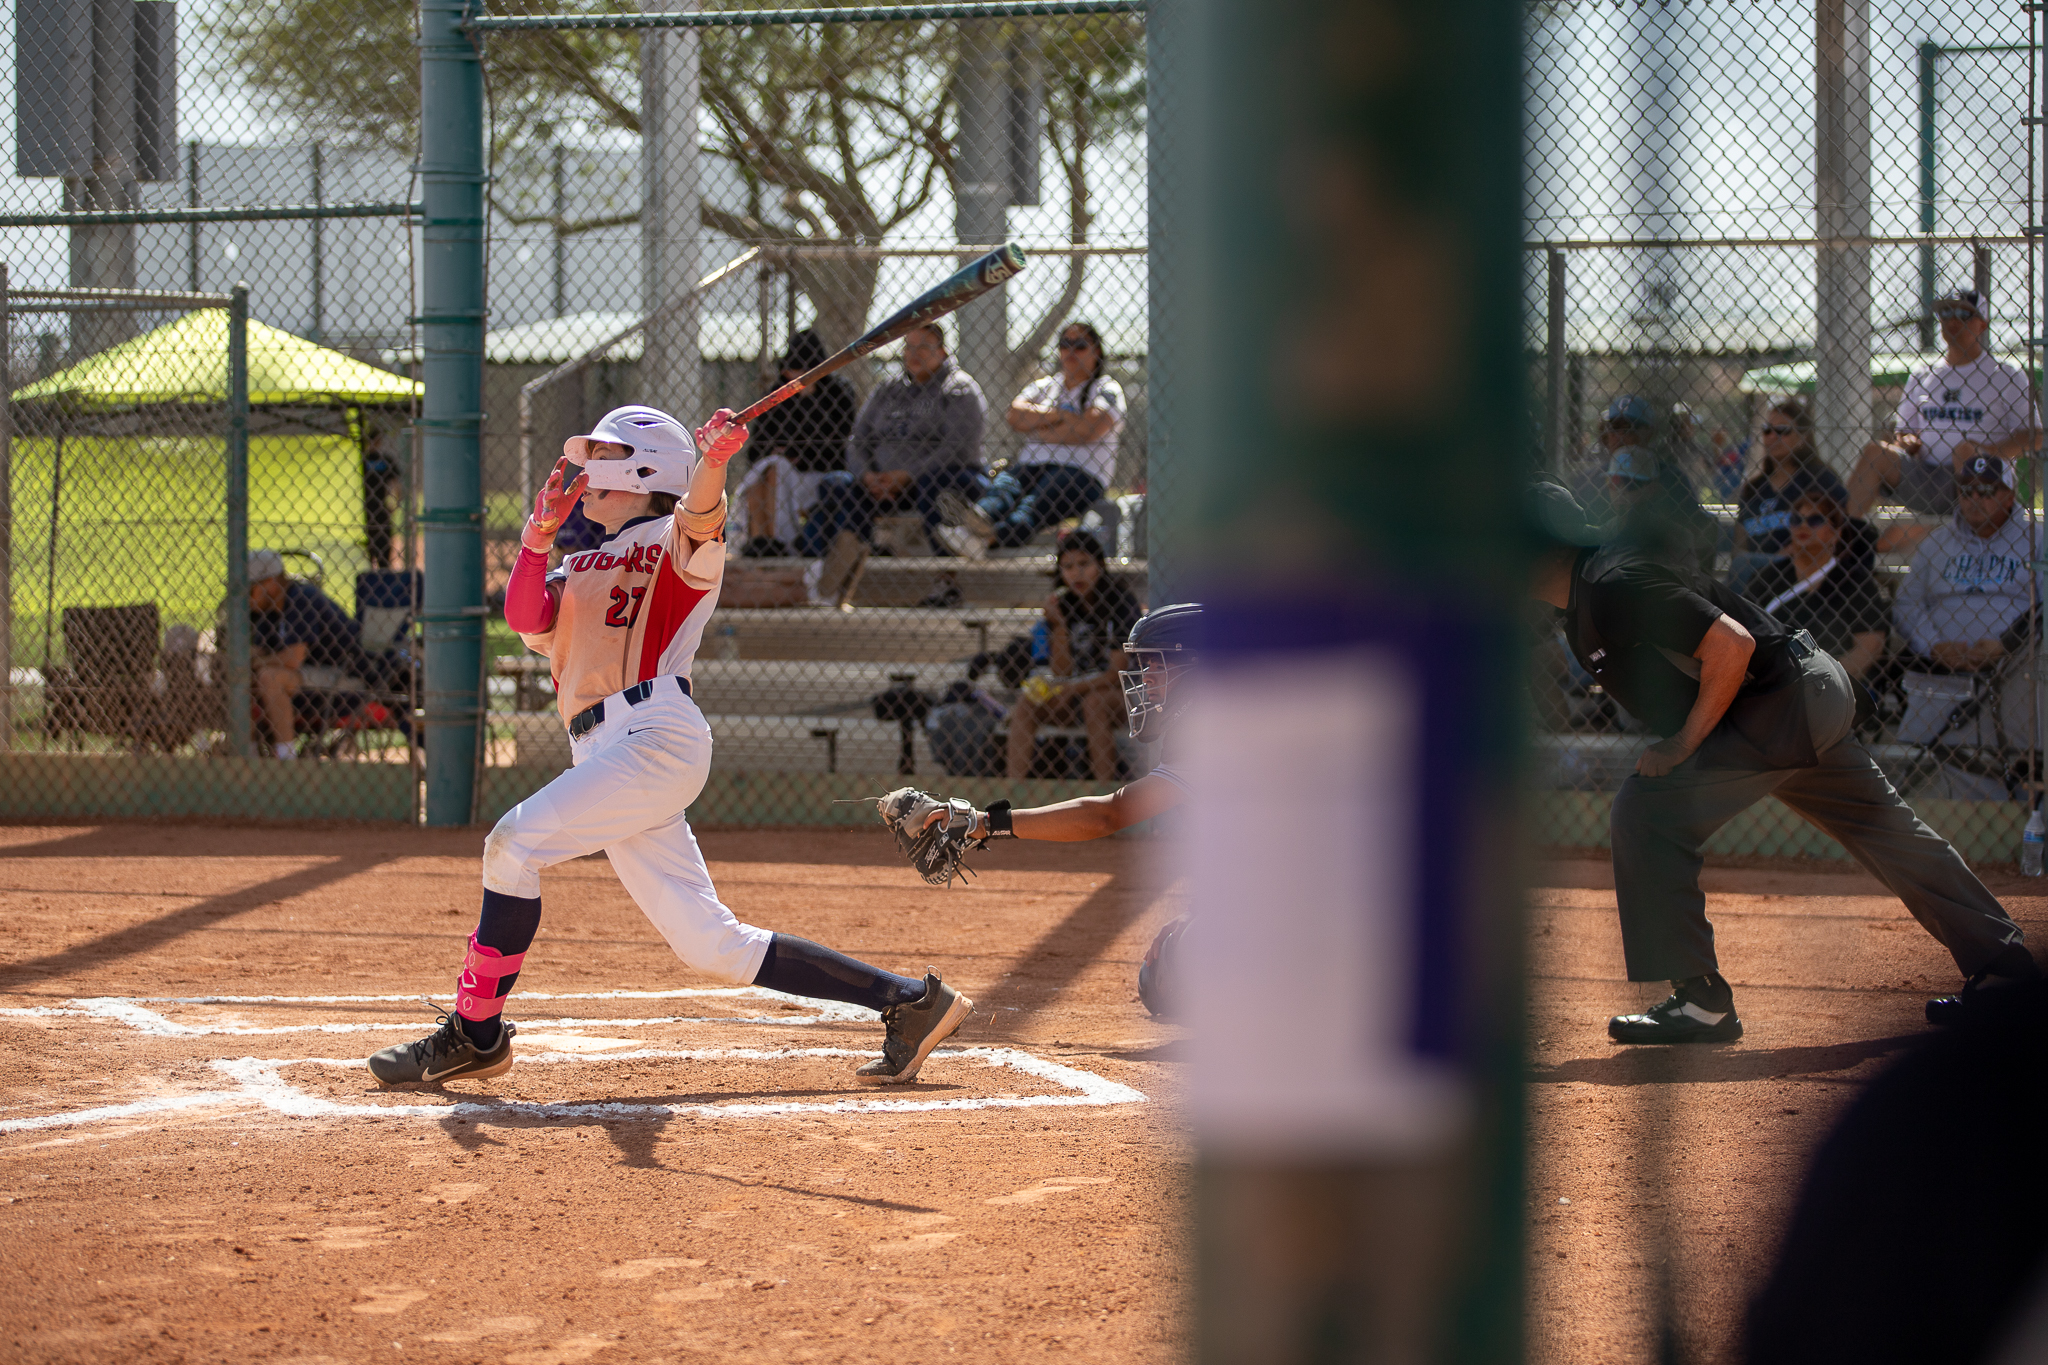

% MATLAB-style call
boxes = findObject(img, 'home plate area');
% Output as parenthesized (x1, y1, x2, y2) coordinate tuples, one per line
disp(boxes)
(0, 987, 1147, 1134)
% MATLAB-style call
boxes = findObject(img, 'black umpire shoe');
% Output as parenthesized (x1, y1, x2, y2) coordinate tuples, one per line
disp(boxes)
(1609, 980, 1743, 1045)
(367, 1003, 516, 1089)
(1929, 946, 2045, 1026)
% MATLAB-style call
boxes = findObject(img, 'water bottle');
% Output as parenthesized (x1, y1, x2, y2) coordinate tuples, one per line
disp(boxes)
(2023, 808, 2045, 877)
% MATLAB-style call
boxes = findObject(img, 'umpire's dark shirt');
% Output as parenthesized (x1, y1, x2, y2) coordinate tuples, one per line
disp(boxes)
(1564, 542, 1798, 737)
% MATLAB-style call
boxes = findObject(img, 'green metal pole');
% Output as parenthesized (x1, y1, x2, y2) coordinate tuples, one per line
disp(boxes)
(224, 283, 252, 760)
(1178, 0, 1524, 1357)
(1919, 41, 1939, 351)
(418, 0, 488, 826)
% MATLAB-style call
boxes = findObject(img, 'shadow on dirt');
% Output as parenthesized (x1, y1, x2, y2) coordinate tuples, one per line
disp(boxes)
(1530, 1032, 1926, 1086)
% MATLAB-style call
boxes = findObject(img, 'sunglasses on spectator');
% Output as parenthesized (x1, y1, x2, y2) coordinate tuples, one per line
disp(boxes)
(1791, 513, 1834, 527)
(1058, 336, 1094, 350)
(1936, 307, 1978, 321)
(1761, 424, 1797, 436)
(1959, 483, 2008, 496)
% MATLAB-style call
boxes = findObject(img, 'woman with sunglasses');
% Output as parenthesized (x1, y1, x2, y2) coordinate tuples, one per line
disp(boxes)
(936, 321, 1124, 557)
(1732, 400, 1844, 585)
(1744, 478, 1889, 680)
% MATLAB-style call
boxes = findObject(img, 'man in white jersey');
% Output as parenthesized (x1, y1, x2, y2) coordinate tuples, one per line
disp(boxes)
(898, 602, 1200, 1015)
(1847, 287, 2039, 543)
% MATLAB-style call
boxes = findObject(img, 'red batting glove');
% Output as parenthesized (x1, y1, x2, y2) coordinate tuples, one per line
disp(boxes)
(695, 409, 749, 467)
(522, 456, 589, 553)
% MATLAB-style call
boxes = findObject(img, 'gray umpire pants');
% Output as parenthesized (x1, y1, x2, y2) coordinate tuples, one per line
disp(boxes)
(1610, 649, 2028, 983)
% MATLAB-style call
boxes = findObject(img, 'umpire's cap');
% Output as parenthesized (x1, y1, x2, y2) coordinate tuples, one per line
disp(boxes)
(1529, 481, 1603, 548)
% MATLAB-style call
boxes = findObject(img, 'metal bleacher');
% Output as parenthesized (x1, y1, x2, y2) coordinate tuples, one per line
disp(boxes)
(504, 554, 1149, 775)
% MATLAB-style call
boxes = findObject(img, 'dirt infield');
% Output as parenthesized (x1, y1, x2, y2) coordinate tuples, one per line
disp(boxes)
(1528, 857, 2048, 1364)
(0, 824, 1186, 1364)
(4, 825, 2042, 1364)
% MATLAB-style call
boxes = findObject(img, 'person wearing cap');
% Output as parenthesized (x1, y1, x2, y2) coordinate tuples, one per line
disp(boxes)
(1528, 481, 2036, 1044)
(1605, 445, 1717, 573)
(1846, 287, 2040, 542)
(1892, 454, 2041, 795)
(235, 549, 362, 760)
(1600, 394, 1657, 454)
(727, 327, 859, 557)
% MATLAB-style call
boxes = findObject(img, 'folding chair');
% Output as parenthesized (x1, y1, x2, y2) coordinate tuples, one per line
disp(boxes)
(1890, 648, 2037, 803)
(43, 604, 201, 752)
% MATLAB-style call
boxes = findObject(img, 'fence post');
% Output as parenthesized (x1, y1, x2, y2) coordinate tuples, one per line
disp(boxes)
(418, 0, 488, 825)
(224, 282, 252, 760)
(639, 0, 703, 427)
(1173, 0, 1524, 1357)
(1815, 0, 1873, 476)
(1547, 247, 1568, 476)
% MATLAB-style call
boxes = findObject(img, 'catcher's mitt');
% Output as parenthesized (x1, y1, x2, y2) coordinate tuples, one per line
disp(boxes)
(877, 787, 986, 887)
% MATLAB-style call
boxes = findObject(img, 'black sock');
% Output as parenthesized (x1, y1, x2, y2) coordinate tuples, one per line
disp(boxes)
(1676, 971, 1733, 1014)
(752, 934, 927, 1012)
(463, 889, 544, 1049)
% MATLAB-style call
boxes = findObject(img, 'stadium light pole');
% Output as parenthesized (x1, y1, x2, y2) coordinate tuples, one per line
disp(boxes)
(417, 0, 488, 825)
(1163, 0, 1527, 1357)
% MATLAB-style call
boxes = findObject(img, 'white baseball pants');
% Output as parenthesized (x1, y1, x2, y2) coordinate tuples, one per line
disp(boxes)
(481, 679, 773, 984)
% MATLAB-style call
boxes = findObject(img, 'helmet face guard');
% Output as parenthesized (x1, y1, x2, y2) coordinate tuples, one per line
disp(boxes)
(1120, 601, 1202, 741)
(1121, 650, 1194, 741)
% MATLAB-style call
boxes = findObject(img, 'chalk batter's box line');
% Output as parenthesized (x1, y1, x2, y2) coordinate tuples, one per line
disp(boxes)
(0, 986, 876, 1036)
(0, 1047, 1149, 1134)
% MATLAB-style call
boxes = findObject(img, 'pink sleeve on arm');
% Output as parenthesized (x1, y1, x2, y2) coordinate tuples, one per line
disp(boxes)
(504, 547, 559, 633)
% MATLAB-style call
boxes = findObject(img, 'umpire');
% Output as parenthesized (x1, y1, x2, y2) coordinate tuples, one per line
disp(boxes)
(1531, 483, 2037, 1042)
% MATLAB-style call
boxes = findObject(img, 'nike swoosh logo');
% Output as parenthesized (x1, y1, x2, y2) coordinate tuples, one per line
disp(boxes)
(421, 1060, 469, 1082)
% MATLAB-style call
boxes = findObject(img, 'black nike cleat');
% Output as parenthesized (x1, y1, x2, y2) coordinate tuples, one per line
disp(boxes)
(1609, 988, 1743, 1045)
(367, 1003, 516, 1089)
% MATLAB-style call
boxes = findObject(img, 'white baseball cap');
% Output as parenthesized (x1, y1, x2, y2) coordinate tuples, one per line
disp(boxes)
(247, 549, 285, 581)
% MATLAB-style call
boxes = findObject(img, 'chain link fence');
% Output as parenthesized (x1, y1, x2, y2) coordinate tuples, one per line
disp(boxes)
(461, 3, 1154, 824)
(1527, 0, 2047, 864)
(1, 0, 423, 818)
(1, 0, 1159, 823)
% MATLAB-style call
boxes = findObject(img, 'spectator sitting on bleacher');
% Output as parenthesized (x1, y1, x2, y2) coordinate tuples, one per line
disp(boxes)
(236, 549, 362, 760)
(1606, 445, 1717, 574)
(1744, 479, 1888, 681)
(1894, 456, 2039, 768)
(1732, 399, 1847, 591)
(798, 320, 987, 563)
(1006, 531, 1144, 782)
(729, 327, 859, 557)
(936, 321, 1125, 560)
(1847, 286, 2040, 554)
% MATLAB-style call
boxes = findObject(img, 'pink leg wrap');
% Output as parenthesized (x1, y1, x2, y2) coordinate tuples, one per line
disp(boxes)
(455, 934, 528, 1022)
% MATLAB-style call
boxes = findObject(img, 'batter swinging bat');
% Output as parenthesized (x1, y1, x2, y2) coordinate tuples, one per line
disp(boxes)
(730, 243, 1028, 426)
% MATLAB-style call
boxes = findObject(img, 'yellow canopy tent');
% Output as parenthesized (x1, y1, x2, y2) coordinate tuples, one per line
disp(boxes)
(10, 313, 423, 662)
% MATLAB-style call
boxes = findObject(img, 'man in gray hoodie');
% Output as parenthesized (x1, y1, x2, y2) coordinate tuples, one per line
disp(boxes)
(1895, 455, 2039, 784)
(795, 321, 988, 558)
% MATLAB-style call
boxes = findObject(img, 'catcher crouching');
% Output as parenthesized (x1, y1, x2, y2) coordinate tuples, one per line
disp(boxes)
(877, 602, 1200, 1018)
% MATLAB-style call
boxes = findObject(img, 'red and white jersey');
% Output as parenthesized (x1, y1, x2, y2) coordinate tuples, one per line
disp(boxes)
(519, 514, 724, 725)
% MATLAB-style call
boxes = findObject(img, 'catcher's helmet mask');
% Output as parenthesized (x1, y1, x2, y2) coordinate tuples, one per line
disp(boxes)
(1120, 602, 1202, 742)
(563, 405, 699, 497)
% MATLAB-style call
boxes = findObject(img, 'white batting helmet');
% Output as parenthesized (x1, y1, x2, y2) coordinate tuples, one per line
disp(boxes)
(563, 406, 698, 496)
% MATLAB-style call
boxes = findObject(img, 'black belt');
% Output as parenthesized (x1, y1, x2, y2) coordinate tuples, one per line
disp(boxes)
(568, 675, 691, 739)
